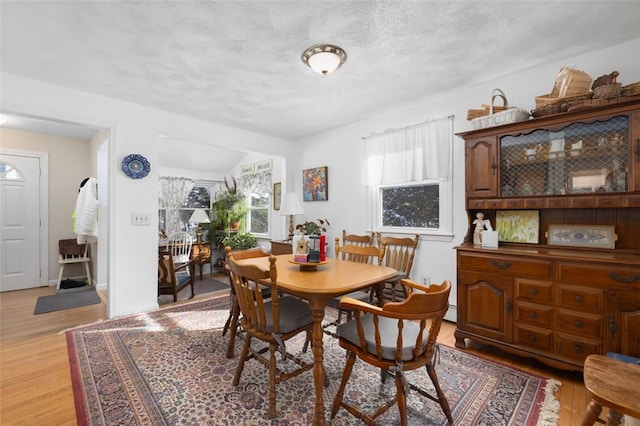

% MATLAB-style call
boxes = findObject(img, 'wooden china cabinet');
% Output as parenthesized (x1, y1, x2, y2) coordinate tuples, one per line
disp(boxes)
(455, 99, 640, 371)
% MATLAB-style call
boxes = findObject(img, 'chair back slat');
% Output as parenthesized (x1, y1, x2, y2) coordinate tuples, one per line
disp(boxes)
(335, 240, 385, 265)
(380, 234, 419, 277)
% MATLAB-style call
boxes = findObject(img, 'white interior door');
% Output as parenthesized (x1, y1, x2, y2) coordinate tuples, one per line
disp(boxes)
(0, 154, 41, 291)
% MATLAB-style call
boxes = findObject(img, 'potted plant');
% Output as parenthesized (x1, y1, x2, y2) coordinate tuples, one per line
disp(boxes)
(295, 218, 330, 236)
(207, 177, 248, 240)
(221, 232, 259, 250)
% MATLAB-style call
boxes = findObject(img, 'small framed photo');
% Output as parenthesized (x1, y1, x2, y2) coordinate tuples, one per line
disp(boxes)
(241, 163, 255, 176)
(303, 166, 328, 201)
(256, 159, 273, 172)
(273, 182, 281, 210)
(547, 224, 617, 249)
(496, 210, 540, 244)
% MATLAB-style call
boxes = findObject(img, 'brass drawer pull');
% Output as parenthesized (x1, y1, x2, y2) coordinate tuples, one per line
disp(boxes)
(609, 273, 640, 284)
(575, 295, 584, 303)
(574, 321, 583, 328)
(491, 260, 511, 269)
(529, 312, 537, 319)
(528, 288, 538, 296)
(529, 335, 537, 342)
(574, 346, 583, 354)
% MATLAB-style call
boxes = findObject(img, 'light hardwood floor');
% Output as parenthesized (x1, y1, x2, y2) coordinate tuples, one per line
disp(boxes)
(1, 284, 596, 425)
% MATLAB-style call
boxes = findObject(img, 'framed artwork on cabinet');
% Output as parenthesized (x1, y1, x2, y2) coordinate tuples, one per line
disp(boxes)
(496, 210, 539, 244)
(547, 224, 617, 249)
(302, 166, 328, 201)
(241, 163, 255, 176)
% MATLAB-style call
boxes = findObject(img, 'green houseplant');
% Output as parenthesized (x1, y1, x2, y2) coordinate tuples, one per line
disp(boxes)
(207, 177, 248, 240)
(221, 232, 259, 251)
(296, 218, 330, 235)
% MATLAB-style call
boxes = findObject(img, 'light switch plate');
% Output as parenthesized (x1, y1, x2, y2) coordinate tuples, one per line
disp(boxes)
(131, 212, 150, 226)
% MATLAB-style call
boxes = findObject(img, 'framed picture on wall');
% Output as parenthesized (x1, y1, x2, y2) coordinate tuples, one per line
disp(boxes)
(273, 182, 281, 210)
(303, 166, 328, 201)
(256, 159, 273, 172)
(241, 163, 255, 175)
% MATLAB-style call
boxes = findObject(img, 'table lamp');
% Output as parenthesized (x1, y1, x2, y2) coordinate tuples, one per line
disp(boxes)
(189, 208, 211, 243)
(279, 193, 304, 240)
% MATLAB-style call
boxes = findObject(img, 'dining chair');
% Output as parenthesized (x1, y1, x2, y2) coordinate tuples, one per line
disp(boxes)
(222, 246, 271, 359)
(378, 234, 420, 302)
(158, 250, 195, 302)
(227, 253, 315, 419)
(166, 231, 193, 270)
(323, 239, 385, 335)
(331, 279, 453, 426)
(56, 239, 92, 290)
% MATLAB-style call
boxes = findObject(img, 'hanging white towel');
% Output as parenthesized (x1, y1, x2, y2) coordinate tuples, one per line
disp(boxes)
(75, 177, 98, 244)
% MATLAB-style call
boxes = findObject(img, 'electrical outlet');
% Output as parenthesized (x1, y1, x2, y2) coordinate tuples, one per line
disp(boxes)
(422, 276, 430, 285)
(131, 212, 150, 226)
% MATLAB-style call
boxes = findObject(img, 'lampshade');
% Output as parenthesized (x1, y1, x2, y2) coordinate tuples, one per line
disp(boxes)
(189, 208, 211, 224)
(302, 44, 347, 75)
(279, 193, 304, 216)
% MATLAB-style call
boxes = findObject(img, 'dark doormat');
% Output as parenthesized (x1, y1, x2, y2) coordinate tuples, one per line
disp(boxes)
(34, 289, 102, 315)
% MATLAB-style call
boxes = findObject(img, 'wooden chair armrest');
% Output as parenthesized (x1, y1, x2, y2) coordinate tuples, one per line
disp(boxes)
(175, 259, 195, 273)
(339, 297, 383, 314)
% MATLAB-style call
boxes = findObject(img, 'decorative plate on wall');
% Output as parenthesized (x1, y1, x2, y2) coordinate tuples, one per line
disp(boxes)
(121, 154, 150, 179)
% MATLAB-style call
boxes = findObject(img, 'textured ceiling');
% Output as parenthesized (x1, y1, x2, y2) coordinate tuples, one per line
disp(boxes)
(1, 1, 640, 142)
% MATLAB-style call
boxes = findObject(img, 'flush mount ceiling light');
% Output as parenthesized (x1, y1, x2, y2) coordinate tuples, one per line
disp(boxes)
(301, 44, 347, 76)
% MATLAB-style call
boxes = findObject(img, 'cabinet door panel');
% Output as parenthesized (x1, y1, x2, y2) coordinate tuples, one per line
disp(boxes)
(606, 289, 640, 358)
(465, 138, 498, 197)
(458, 270, 513, 342)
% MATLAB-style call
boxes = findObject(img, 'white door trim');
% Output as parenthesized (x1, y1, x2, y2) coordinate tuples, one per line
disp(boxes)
(0, 148, 49, 286)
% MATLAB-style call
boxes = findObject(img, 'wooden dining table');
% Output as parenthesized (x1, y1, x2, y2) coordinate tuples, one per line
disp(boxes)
(233, 253, 397, 425)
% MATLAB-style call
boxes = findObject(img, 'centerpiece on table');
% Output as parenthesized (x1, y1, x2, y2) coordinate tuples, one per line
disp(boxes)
(294, 219, 329, 263)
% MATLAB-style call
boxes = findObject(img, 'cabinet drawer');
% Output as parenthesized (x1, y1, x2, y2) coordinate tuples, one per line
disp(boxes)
(568, 196, 595, 208)
(557, 309, 602, 339)
(515, 301, 553, 327)
(524, 198, 545, 209)
(515, 279, 553, 303)
(556, 284, 604, 312)
(558, 262, 640, 287)
(515, 324, 553, 351)
(504, 198, 524, 208)
(458, 252, 552, 279)
(556, 333, 602, 363)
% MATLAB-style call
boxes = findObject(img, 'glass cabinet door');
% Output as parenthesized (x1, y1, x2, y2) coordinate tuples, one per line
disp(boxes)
(500, 115, 629, 197)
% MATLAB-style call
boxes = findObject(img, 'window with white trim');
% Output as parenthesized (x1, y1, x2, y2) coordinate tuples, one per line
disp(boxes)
(365, 116, 454, 237)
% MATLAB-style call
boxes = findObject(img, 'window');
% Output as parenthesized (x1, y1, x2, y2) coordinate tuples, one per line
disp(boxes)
(365, 116, 453, 239)
(375, 179, 451, 237)
(381, 182, 439, 228)
(159, 181, 213, 236)
(247, 192, 269, 235)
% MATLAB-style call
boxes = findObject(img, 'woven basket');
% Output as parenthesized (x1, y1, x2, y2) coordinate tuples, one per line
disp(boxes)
(621, 81, 640, 97)
(535, 92, 593, 109)
(471, 89, 530, 130)
(551, 66, 592, 98)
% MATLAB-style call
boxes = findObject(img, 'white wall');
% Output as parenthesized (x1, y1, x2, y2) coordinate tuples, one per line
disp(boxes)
(1, 39, 638, 318)
(292, 39, 640, 320)
(1, 73, 294, 317)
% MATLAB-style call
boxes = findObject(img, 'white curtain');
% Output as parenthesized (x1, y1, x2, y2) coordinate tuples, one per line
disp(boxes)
(364, 116, 453, 185)
(159, 176, 195, 236)
(239, 171, 272, 194)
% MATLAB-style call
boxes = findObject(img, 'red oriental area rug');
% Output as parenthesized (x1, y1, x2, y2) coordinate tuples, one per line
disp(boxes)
(67, 296, 561, 425)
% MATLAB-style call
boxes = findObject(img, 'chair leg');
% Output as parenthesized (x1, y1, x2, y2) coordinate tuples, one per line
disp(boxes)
(224, 295, 241, 359)
(268, 343, 277, 419)
(426, 363, 453, 425)
(57, 264, 65, 290)
(331, 351, 357, 419)
(580, 400, 603, 426)
(394, 374, 408, 426)
(83, 262, 92, 286)
(232, 335, 251, 386)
